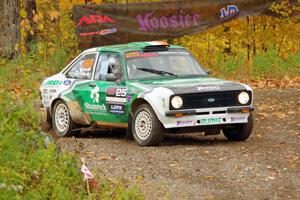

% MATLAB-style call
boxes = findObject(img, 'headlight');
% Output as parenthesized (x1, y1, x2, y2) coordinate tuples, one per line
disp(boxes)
(171, 96, 183, 109)
(238, 92, 250, 105)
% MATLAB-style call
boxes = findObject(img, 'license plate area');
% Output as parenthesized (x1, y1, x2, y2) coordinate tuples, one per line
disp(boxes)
(198, 117, 224, 125)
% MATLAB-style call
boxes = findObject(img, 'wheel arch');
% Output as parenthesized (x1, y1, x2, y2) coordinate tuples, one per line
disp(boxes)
(131, 98, 150, 114)
(50, 98, 65, 116)
(130, 97, 166, 128)
(50, 97, 91, 126)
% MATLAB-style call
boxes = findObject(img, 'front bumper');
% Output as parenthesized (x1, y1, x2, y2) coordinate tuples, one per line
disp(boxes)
(165, 106, 254, 116)
(162, 106, 254, 129)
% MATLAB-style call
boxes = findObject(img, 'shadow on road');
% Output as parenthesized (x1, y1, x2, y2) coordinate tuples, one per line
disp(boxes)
(162, 133, 233, 146)
(72, 129, 234, 147)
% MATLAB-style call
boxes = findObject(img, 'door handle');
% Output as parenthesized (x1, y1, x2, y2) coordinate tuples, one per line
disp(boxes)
(88, 82, 96, 87)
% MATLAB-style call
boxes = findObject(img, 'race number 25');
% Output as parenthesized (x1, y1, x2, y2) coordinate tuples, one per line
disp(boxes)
(116, 88, 127, 97)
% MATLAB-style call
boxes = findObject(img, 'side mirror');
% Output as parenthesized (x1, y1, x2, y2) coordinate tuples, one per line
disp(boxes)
(205, 69, 211, 75)
(105, 74, 118, 82)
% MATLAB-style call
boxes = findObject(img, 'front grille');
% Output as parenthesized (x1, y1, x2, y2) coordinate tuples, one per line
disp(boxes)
(170, 91, 251, 110)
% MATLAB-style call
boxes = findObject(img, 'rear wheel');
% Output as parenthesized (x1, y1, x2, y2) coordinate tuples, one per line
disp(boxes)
(52, 100, 79, 137)
(132, 104, 164, 146)
(222, 113, 253, 141)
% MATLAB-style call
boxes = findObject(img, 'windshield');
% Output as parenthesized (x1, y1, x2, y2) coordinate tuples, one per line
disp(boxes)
(125, 49, 207, 80)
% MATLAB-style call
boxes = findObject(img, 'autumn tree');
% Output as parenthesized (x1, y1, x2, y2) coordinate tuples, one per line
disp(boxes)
(0, 0, 21, 58)
(24, 0, 37, 52)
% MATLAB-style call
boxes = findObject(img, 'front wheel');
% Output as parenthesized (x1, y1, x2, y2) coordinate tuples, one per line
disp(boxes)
(222, 113, 253, 141)
(132, 104, 164, 146)
(52, 100, 79, 137)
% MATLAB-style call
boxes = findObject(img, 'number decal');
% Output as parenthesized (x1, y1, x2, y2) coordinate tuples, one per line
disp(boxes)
(106, 87, 127, 104)
(116, 88, 127, 97)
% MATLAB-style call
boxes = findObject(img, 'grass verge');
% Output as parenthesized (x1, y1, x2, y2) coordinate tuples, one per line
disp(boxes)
(0, 56, 143, 200)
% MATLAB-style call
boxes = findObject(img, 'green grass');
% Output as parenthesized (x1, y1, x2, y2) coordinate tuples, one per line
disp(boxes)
(0, 55, 143, 200)
(252, 48, 300, 79)
(204, 49, 300, 80)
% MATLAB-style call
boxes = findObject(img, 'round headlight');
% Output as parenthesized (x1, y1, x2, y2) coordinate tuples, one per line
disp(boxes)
(171, 96, 183, 109)
(238, 92, 250, 105)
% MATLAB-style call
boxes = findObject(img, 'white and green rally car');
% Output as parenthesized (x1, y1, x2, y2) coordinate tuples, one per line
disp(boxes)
(40, 41, 254, 146)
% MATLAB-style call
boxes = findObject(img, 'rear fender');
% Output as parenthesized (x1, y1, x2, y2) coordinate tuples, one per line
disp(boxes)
(51, 97, 91, 126)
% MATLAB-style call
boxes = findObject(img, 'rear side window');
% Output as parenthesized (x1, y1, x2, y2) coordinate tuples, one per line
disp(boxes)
(67, 53, 97, 79)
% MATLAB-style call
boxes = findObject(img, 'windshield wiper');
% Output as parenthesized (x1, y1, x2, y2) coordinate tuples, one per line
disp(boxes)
(137, 68, 177, 77)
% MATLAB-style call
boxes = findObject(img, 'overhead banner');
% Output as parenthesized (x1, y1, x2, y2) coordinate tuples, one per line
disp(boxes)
(73, 0, 299, 49)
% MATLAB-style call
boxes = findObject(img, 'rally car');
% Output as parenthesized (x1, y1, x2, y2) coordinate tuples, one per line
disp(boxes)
(40, 41, 254, 146)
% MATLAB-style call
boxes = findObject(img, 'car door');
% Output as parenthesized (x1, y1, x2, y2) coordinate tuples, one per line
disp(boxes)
(82, 52, 129, 126)
(64, 52, 100, 117)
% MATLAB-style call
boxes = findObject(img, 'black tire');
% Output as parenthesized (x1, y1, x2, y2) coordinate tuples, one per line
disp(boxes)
(125, 115, 134, 140)
(46, 109, 52, 126)
(52, 100, 79, 137)
(222, 113, 253, 141)
(132, 104, 164, 146)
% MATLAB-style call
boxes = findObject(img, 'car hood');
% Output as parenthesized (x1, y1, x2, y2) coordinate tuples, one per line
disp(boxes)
(128, 77, 249, 94)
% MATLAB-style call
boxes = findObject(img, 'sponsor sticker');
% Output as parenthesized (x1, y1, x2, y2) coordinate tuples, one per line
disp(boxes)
(127, 95, 132, 103)
(106, 97, 127, 103)
(99, 28, 117, 35)
(108, 104, 125, 114)
(176, 120, 197, 126)
(125, 52, 158, 59)
(45, 80, 63, 86)
(157, 51, 190, 56)
(90, 86, 100, 103)
(77, 15, 116, 37)
(197, 86, 221, 91)
(79, 28, 118, 37)
(220, 5, 239, 18)
(49, 89, 57, 93)
(162, 98, 167, 108)
(44, 79, 72, 87)
(84, 102, 107, 114)
(77, 15, 115, 27)
(63, 79, 72, 86)
(107, 88, 117, 96)
(231, 116, 246, 123)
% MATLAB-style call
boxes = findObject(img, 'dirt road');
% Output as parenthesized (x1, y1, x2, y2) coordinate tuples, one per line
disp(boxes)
(57, 89, 300, 200)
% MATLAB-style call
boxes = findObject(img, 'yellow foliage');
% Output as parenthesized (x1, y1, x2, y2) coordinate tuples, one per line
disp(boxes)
(17, 0, 300, 73)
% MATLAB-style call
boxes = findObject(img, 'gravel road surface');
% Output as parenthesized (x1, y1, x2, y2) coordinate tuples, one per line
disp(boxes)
(56, 89, 300, 200)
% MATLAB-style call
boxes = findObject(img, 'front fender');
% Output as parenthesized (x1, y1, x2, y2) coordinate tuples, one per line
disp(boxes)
(140, 87, 174, 128)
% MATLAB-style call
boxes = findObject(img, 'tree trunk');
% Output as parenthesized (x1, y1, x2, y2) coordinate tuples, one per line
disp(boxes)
(24, 0, 36, 52)
(0, 0, 20, 59)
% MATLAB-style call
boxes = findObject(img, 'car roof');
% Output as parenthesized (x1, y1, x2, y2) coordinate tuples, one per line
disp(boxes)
(81, 41, 184, 54)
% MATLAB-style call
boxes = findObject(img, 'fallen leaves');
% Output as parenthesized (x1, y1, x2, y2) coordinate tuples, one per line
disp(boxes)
(273, 112, 286, 119)
(266, 176, 276, 180)
(234, 164, 242, 172)
(82, 151, 118, 161)
(241, 77, 300, 89)
(204, 175, 215, 181)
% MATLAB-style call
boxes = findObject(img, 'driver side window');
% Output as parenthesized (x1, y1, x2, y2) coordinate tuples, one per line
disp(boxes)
(94, 53, 122, 81)
(67, 53, 97, 79)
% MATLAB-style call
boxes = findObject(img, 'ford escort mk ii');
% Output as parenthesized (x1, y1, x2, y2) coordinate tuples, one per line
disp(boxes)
(40, 41, 254, 146)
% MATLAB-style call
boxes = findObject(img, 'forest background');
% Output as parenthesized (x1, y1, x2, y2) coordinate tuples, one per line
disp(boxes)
(0, 0, 299, 199)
